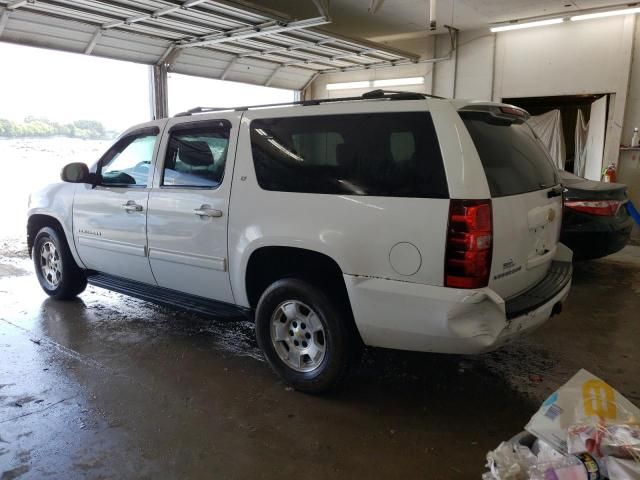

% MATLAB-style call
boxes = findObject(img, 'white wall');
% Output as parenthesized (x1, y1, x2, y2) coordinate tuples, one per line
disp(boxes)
(433, 29, 494, 100)
(623, 19, 640, 146)
(620, 19, 640, 240)
(493, 17, 629, 99)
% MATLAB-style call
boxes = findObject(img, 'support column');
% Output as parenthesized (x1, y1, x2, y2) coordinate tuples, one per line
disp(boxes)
(149, 63, 169, 120)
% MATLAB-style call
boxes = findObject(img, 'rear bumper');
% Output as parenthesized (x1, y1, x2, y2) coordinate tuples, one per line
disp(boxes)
(344, 244, 572, 354)
(561, 229, 631, 260)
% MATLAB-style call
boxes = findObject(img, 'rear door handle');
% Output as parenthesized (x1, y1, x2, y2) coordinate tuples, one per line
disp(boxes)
(194, 204, 223, 218)
(122, 201, 143, 212)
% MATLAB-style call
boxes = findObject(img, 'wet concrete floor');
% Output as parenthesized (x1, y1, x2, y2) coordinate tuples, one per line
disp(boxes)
(1, 243, 639, 479)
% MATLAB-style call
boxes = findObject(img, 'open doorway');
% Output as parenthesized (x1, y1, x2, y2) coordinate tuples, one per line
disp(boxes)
(503, 94, 608, 174)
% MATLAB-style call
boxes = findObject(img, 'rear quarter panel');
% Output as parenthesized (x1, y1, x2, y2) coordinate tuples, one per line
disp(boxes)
(228, 101, 453, 307)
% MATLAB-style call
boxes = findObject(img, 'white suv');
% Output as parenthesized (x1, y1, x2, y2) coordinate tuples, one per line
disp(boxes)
(27, 90, 572, 393)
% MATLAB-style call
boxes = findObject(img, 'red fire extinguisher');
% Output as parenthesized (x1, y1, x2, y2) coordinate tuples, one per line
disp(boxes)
(603, 163, 617, 183)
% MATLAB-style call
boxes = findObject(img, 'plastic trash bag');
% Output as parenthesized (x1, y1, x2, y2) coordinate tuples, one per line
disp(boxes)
(483, 441, 537, 480)
(568, 423, 640, 461)
(525, 369, 640, 454)
(607, 457, 640, 480)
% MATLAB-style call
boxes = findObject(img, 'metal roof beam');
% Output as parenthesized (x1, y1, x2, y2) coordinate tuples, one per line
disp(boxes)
(220, 57, 238, 80)
(84, 27, 102, 55)
(234, 36, 399, 67)
(176, 16, 330, 49)
(232, 38, 373, 66)
(101, 0, 210, 30)
(281, 47, 384, 67)
(303, 72, 319, 90)
(0, 9, 9, 36)
(237, 38, 333, 58)
(156, 44, 181, 67)
(6, 0, 30, 10)
(264, 66, 281, 86)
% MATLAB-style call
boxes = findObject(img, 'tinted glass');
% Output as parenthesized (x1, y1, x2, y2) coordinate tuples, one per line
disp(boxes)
(460, 111, 559, 197)
(250, 112, 448, 198)
(162, 126, 229, 188)
(101, 134, 157, 186)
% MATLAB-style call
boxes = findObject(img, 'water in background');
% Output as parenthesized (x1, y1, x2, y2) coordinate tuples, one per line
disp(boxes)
(0, 137, 112, 238)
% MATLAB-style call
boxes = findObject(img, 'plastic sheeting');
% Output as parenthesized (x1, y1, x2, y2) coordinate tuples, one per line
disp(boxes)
(582, 95, 608, 182)
(574, 109, 589, 177)
(528, 109, 566, 170)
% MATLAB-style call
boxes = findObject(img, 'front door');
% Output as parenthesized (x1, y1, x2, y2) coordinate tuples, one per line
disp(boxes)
(146, 117, 236, 303)
(73, 127, 160, 284)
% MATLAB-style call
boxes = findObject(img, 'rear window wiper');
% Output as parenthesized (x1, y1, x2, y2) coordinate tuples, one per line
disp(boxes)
(547, 185, 563, 198)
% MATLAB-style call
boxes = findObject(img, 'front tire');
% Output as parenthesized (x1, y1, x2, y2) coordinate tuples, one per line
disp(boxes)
(33, 227, 87, 300)
(255, 278, 353, 394)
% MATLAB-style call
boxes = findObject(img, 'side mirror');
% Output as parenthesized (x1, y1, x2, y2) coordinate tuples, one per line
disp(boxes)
(61, 162, 90, 183)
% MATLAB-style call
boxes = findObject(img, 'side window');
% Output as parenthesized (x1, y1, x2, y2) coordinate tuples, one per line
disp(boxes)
(291, 132, 344, 166)
(250, 113, 448, 198)
(162, 123, 230, 188)
(101, 134, 157, 187)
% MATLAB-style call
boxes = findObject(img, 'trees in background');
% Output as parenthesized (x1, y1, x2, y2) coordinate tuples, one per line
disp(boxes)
(0, 117, 114, 139)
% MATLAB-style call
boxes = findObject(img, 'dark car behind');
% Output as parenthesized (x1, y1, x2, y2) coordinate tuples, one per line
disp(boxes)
(559, 170, 633, 260)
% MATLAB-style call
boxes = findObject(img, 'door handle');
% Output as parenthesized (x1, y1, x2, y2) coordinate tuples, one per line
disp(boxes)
(194, 204, 223, 218)
(122, 201, 143, 212)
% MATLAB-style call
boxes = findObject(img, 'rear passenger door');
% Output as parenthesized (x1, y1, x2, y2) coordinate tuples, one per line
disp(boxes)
(146, 117, 236, 303)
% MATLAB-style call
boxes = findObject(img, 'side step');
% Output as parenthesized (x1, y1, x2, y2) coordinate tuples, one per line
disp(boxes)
(87, 273, 251, 320)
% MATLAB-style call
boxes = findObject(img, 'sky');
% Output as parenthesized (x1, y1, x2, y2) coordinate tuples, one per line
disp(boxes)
(0, 42, 294, 133)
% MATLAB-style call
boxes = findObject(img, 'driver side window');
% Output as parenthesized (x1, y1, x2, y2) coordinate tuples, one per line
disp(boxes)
(101, 134, 157, 187)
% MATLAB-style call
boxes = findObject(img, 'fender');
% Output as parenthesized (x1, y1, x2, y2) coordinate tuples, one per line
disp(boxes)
(28, 182, 86, 269)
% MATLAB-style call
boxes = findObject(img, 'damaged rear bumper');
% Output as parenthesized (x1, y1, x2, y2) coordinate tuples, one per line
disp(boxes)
(344, 244, 573, 355)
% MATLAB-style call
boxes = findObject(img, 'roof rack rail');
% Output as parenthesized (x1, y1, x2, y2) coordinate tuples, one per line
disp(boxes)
(174, 89, 443, 117)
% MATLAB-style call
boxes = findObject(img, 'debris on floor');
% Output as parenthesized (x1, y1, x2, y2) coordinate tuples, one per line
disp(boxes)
(483, 369, 640, 480)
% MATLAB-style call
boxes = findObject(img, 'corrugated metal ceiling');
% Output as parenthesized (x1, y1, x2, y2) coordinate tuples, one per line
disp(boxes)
(0, 0, 420, 90)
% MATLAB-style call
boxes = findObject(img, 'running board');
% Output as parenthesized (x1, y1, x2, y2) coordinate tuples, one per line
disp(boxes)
(87, 273, 251, 320)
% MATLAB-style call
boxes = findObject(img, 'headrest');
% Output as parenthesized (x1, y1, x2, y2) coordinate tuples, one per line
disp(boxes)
(179, 140, 214, 167)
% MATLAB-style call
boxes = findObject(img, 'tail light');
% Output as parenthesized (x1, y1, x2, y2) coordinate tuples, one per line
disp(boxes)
(564, 200, 622, 216)
(445, 200, 493, 289)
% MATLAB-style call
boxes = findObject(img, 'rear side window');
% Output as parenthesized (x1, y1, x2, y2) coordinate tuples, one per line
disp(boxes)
(460, 112, 558, 197)
(162, 124, 230, 188)
(250, 112, 448, 198)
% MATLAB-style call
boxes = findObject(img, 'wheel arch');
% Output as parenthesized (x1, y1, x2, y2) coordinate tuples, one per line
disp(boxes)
(27, 213, 84, 268)
(243, 245, 362, 344)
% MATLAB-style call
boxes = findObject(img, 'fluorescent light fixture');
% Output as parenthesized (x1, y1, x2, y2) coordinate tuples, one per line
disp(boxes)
(326, 81, 370, 91)
(570, 7, 640, 21)
(373, 77, 424, 87)
(490, 18, 564, 32)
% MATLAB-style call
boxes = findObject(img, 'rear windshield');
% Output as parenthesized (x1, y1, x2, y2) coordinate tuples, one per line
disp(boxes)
(250, 112, 448, 198)
(460, 111, 559, 197)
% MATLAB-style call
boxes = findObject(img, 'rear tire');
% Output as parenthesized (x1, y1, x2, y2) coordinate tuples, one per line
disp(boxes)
(255, 278, 353, 394)
(33, 227, 87, 300)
